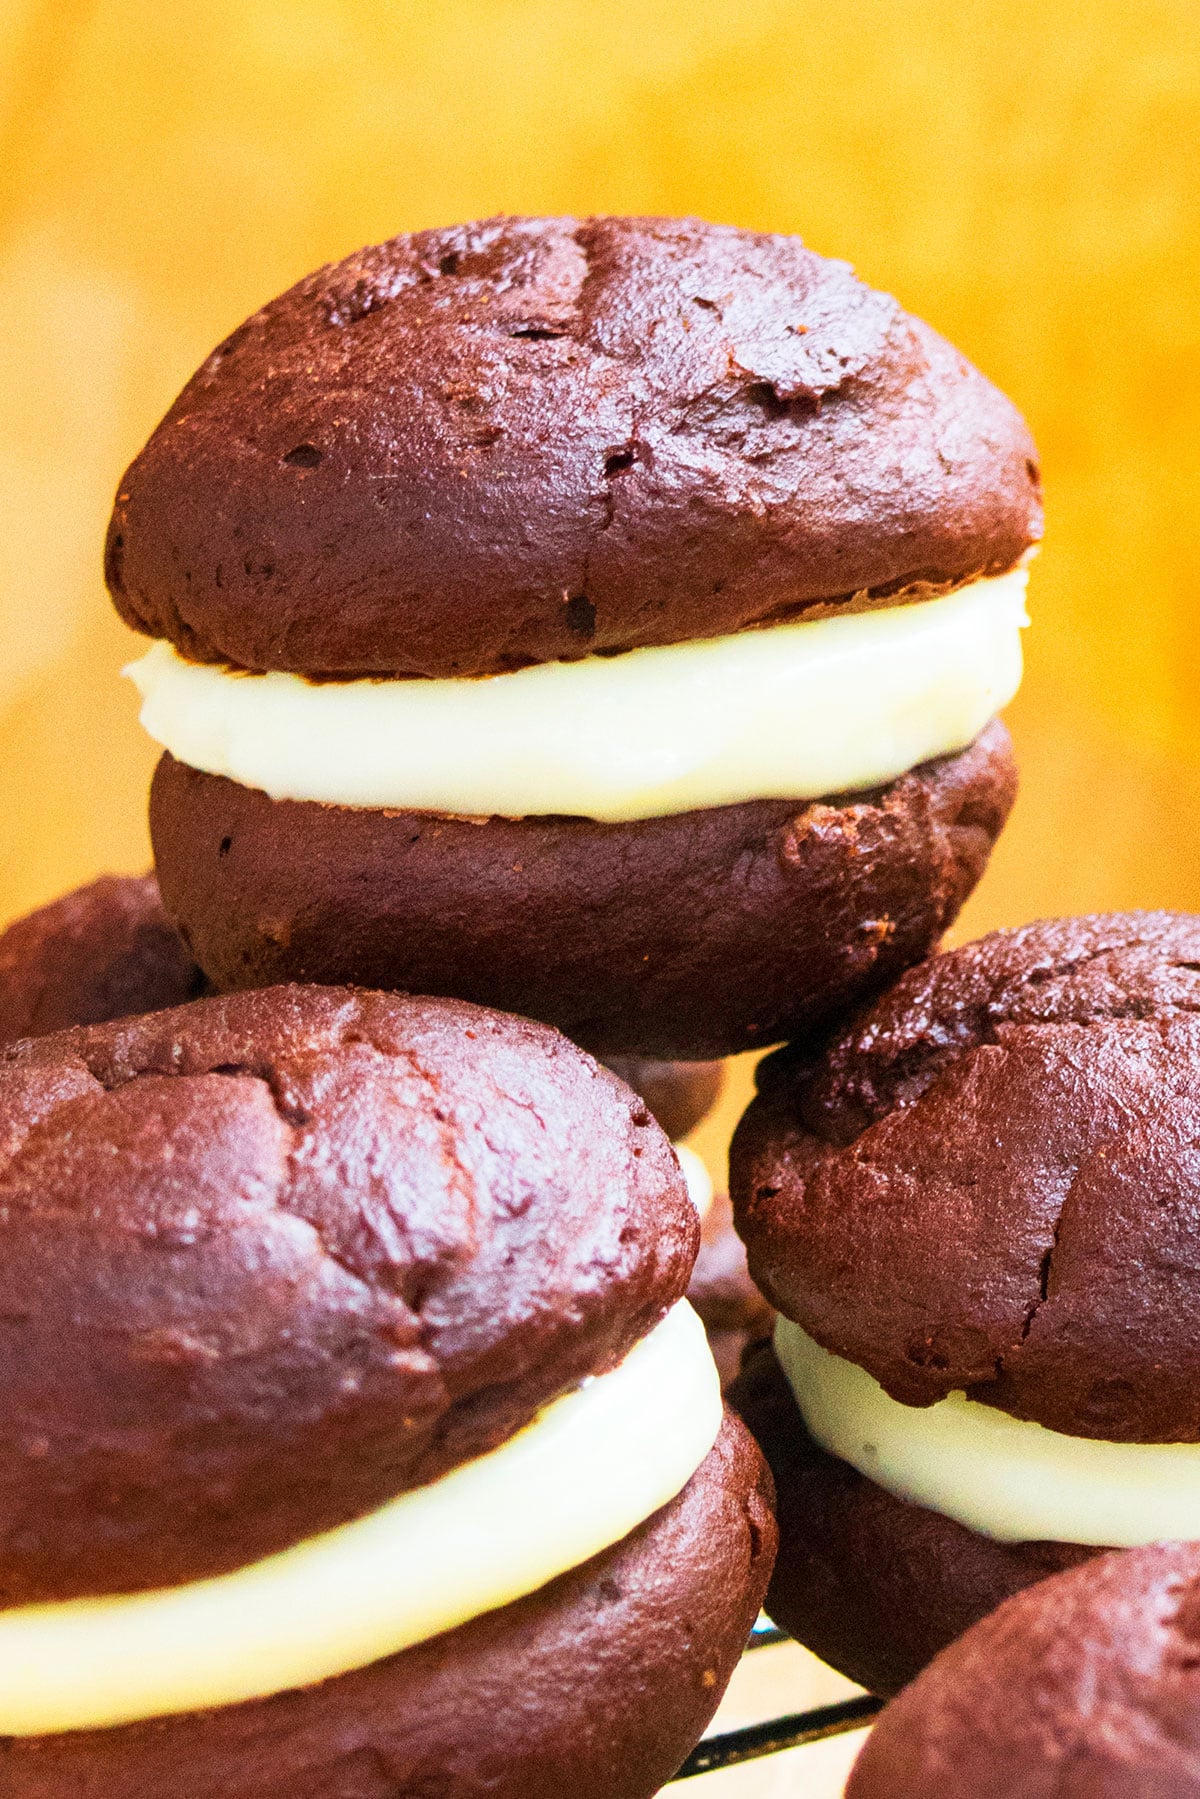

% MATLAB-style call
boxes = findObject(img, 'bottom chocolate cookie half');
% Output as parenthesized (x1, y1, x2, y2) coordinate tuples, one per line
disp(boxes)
(728, 1345, 1099, 1697)
(150, 721, 1016, 1062)
(0, 1414, 774, 1799)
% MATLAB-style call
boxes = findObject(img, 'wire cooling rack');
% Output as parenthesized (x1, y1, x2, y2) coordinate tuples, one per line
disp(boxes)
(669, 1623, 882, 1781)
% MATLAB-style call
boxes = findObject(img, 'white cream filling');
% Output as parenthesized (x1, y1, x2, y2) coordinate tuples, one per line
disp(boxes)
(674, 1142, 715, 1220)
(0, 1301, 720, 1737)
(126, 571, 1028, 824)
(776, 1317, 1200, 1548)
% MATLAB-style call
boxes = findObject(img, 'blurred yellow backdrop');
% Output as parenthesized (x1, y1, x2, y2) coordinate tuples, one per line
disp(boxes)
(0, 6, 1197, 1791)
(1, 0, 1198, 939)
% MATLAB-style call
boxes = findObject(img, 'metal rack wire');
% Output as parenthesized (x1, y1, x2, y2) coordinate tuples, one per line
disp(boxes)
(669, 1623, 883, 1781)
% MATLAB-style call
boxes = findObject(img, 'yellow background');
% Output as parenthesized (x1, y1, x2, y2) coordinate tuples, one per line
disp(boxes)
(2, 0, 1199, 934)
(0, 5, 1197, 1788)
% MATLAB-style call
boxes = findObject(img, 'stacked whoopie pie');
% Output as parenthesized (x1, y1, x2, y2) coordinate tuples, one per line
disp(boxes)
(0, 210, 1052, 1788)
(109, 212, 1040, 1063)
(848, 1542, 1200, 1796)
(732, 912, 1200, 1698)
(0, 984, 773, 1797)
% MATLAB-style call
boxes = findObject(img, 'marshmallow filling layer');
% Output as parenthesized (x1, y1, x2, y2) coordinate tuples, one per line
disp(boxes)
(127, 571, 1028, 824)
(0, 1301, 721, 1737)
(776, 1318, 1200, 1548)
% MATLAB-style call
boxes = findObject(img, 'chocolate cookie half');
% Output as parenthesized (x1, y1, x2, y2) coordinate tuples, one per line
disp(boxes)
(148, 721, 1016, 1061)
(0, 874, 204, 1044)
(848, 1543, 1200, 1797)
(0, 985, 774, 1794)
(114, 214, 1036, 1059)
(108, 216, 1039, 677)
(731, 913, 1200, 1693)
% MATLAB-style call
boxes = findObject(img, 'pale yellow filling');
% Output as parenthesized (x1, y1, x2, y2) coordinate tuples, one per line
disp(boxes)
(674, 1142, 715, 1219)
(776, 1318, 1200, 1547)
(126, 571, 1028, 824)
(0, 1302, 720, 1736)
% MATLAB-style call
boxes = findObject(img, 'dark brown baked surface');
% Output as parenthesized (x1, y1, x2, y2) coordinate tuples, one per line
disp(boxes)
(604, 1056, 724, 1140)
(687, 1190, 774, 1389)
(0, 1412, 775, 1799)
(106, 214, 1041, 679)
(847, 1540, 1200, 1796)
(0, 879, 724, 1145)
(0, 984, 695, 1604)
(733, 912, 1200, 1439)
(729, 1343, 1098, 1697)
(149, 720, 1015, 1061)
(0, 874, 203, 1045)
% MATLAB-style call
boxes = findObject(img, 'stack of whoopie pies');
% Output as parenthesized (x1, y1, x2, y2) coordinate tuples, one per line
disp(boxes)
(0, 209, 1060, 1790)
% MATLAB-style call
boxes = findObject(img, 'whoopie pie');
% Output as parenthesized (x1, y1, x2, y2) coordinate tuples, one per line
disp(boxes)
(0, 984, 774, 1797)
(731, 912, 1200, 1695)
(111, 213, 1037, 1060)
(604, 1054, 724, 1144)
(848, 1542, 1200, 1797)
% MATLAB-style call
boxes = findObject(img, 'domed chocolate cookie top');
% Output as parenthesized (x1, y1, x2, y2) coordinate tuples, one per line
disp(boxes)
(733, 913, 1200, 1441)
(848, 1541, 1200, 1797)
(0, 875, 203, 1045)
(0, 984, 694, 1604)
(107, 214, 1041, 678)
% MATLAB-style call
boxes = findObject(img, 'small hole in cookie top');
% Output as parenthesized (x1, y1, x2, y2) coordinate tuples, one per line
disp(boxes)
(565, 593, 596, 636)
(604, 448, 636, 477)
(218, 836, 233, 856)
(283, 444, 323, 469)
(104, 531, 125, 593)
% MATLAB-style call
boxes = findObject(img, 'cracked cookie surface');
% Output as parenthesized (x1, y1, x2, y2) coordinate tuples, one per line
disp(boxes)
(733, 912, 1200, 1440)
(105, 214, 1041, 679)
(0, 984, 695, 1602)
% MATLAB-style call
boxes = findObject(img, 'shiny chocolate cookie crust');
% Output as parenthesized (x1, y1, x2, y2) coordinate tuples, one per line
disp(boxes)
(106, 215, 1041, 682)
